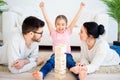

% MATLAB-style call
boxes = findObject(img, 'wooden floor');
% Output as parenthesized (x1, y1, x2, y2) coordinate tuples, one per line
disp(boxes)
(0, 47, 120, 80)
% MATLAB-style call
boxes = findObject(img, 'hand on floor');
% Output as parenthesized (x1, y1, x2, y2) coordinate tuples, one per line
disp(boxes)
(70, 66, 80, 74)
(79, 65, 87, 80)
(36, 57, 44, 66)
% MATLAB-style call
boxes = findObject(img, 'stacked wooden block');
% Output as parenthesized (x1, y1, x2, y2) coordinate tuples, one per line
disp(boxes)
(54, 44, 66, 75)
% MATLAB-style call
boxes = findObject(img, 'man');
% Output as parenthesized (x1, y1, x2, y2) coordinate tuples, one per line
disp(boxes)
(0, 16, 45, 73)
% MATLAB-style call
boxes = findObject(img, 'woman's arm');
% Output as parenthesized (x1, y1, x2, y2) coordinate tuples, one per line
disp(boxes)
(39, 1, 53, 32)
(86, 44, 107, 73)
(68, 2, 85, 31)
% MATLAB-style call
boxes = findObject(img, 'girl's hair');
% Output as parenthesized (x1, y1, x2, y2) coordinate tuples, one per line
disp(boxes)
(83, 22, 105, 38)
(22, 16, 45, 34)
(55, 15, 68, 25)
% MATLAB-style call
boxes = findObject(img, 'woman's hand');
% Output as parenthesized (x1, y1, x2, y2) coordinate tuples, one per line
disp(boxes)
(70, 65, 80, 74)
(76, 62, 86, 66)
(79, 65, 87, 80)
(70, 62, 86, 74)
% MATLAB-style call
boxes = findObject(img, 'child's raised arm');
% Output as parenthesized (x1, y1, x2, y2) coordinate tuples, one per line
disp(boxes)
(39, 1, 53, 32)
(68, 2, 85, 31)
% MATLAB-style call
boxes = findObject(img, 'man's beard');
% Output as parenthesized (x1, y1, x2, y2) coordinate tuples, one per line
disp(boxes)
(32, 35, 41, 42)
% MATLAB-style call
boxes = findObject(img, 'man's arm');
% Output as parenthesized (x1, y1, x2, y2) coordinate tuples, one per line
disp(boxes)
(7, 35, 37, 73)
(86, 44, 107, 73)
(11, 59, 30, 69)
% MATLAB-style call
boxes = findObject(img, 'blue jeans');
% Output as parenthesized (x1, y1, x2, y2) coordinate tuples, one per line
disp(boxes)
(40, 53, 79, 80)
(110, 45, 120, 56)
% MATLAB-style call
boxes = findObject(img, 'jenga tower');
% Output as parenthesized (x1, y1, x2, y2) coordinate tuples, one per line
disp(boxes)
(54, 44, 66, 75)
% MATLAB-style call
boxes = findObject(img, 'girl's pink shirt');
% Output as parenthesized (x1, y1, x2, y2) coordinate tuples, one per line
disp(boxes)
(50, 28, 72, 53)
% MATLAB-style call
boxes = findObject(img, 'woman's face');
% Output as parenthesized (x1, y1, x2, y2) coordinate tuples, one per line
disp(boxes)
(79, 26, 88, 42)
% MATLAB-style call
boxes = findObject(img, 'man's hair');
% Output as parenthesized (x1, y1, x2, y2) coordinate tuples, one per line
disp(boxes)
(22, 16, 45, 34)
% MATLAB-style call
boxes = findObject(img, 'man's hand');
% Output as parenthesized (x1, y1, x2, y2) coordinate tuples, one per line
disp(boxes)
(36, 56, 44, 66)
(11, 60, 25, 69)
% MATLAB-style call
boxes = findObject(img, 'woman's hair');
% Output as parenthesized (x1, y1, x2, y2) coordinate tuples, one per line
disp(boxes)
(22, 16, 45, 34)
(55, 15, 68, 25)
(83, 22, 105, 38)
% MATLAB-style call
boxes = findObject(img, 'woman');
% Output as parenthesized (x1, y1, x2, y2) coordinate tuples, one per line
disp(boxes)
(70, 22, 120, 80)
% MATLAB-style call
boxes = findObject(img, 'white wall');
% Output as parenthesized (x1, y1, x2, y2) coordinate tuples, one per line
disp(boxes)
(5, 0, 107, 25)
(1, 0, 118, 43)
(0, 15, 2, 40)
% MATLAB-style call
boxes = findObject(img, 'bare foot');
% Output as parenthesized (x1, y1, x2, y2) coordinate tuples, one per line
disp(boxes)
(32, 71, 43, 80)
(70, 66, 80, 74)
(36, 57, 44, 66)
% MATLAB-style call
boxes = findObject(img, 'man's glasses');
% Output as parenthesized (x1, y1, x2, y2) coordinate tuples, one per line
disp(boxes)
(33, 31, 43, 35)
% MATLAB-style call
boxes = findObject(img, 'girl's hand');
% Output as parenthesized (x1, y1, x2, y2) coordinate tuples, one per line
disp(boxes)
(39, 1, 44, 8)
(80, 2, 85, 8)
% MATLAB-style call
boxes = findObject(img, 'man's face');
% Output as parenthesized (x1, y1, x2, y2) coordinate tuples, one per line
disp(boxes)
(32, 27, 43, 42)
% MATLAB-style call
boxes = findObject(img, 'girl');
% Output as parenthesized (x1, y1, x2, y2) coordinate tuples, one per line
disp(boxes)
(32, 1, 85, 80)
(70, 22, 120, 80)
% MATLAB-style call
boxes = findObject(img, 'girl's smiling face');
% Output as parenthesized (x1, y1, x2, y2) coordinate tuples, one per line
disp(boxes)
(55, 18, 67, 33)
